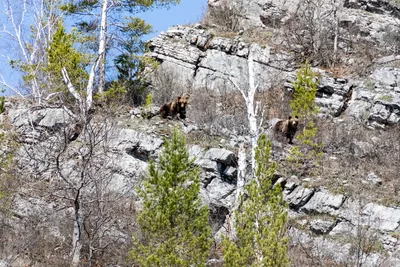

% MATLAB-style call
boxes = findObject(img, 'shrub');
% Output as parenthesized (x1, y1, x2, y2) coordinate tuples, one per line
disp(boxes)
(132, 128, 212, 267)
(222, 134, 290, 266)
(287, 61, 323, 176)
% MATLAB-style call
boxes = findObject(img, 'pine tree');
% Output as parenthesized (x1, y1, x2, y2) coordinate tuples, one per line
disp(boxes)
(287, 61, 323, 173)
(61, 0, 180, 93)
(132, 128, 212, 267)
(46, 22, 89, 95)
(223, 134, 289, 267)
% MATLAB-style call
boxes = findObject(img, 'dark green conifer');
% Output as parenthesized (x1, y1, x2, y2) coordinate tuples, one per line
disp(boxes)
(132, 128, 212, 267)
(223, 134, 289, 267)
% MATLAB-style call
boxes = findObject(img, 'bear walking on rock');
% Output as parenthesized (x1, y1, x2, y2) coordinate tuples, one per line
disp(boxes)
(160, 95, 189, 120)
(273, 116, 299, 144)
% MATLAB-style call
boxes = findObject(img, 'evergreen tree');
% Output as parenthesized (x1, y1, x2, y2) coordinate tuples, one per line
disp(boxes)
(132, 128, 212, 267)
(61, 0, 180, 93)
(287, 61, 323, 173)
(45, 22, 89, 95)
(114, 17, 153, 105)
(223, 134, 289, 267)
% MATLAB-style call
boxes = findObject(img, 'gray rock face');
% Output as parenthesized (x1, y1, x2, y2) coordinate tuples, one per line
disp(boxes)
(208, 0, 400, 51)
(350, 140, 375, 158)
(195, 147, 238, 208)
(309, 219, 336, 235)
(300, 190, 346, 214)
(341, 68, 400, 126)
(146, 25, 294, 94)
(3, 103, 400, 265)
(365, 172, 383, 185)
(363, 203, 400, 232)
(146, 21, 400, 127)
(284, 186, 314, 209)
(110, 128, 164, 161)
(371, 68, 400, 87)
(8, 107, 70, 129)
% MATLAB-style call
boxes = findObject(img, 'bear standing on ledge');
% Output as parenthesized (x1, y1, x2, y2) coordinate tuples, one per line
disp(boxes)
(160, 95, 189, 120)
(273, 116, 299, 144)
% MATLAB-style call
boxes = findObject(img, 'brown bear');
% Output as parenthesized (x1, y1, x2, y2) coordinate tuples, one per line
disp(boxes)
(273, 116, 299, 144)
(160, 95, 189, 120)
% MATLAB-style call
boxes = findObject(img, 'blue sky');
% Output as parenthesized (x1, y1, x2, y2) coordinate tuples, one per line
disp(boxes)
(0, 0, 207, 96)
(140, 0, 207, 40)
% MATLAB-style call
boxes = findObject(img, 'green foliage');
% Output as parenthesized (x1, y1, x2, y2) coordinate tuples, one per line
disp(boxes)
(114, 18, 154, 105)
(290, 61, 319, 118)
(223, 134, 290, 267)
(94, 81, 127, 110)
(142, 93, 153, 118)
(45, 22, 89, 94)
(288, 61, 323, 174)
(132, 128, 212, 267)
(62, 0, 178, 91)
(114, 17, 153, 82)
(0, 89, 5, 114)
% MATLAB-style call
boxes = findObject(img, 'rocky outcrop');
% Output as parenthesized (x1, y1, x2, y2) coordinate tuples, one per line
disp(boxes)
(208, 0, 400, 50)
(146, 24, 294, 94)
(145, 23, 400, 127)
(2, 103, 400, 265)
(345, 68, 400, 126)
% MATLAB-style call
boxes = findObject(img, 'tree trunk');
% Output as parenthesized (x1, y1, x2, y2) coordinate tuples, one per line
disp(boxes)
(98, 0, 108, 93)
(228, 45, 261, 240)
(333, 8, 339, 67)
(246, 47, 259, 180)
(71, 189, 84, 267)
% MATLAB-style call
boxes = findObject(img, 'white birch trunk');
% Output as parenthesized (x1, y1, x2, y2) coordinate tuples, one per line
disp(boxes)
(98, 0, 108, 93)
(228, 44, 262, 241)
(62, 67, 85, 114)
(62, 54, 99, 115)
(71, 190, 84, 267)
(85, 57, 101, 112)
(246, 48, 259, 181)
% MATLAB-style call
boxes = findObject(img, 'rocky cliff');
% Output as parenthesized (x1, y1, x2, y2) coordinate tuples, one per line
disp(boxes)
(1, 0, 400, 266)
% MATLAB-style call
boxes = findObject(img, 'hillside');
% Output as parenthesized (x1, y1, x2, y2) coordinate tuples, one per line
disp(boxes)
(1, 0, 400, 266)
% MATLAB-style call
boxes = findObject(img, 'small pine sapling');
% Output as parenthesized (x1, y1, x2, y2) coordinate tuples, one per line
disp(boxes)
(287, 61, 323, 175)
(131, 128, 212, 267)
(223, 134, 290, 267)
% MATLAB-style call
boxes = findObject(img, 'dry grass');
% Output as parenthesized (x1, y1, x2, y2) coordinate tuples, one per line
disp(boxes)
(201, 2, 243, 32)
(301, 118, 400, 205)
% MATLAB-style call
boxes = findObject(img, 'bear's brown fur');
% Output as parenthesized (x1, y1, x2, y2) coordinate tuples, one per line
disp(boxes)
(160, 95, 189, 120)
(274, 116, 299, 144)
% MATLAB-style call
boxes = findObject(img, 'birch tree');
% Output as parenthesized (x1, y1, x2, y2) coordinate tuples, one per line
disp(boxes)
(0, 0, 63, 101)
(19, 116, 128, 266)
(283, 0, 338, 66)
(226, 44, 265, 239)
(62, 0, 180, 93)
(220, 44, 290, 265)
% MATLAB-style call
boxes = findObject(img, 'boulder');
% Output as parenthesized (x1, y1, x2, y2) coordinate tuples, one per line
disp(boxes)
(362, 203, 400, 232)
(300, 190, 345, 214)
(284, 186, 314, 209)
(309, 219, 336, 235)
